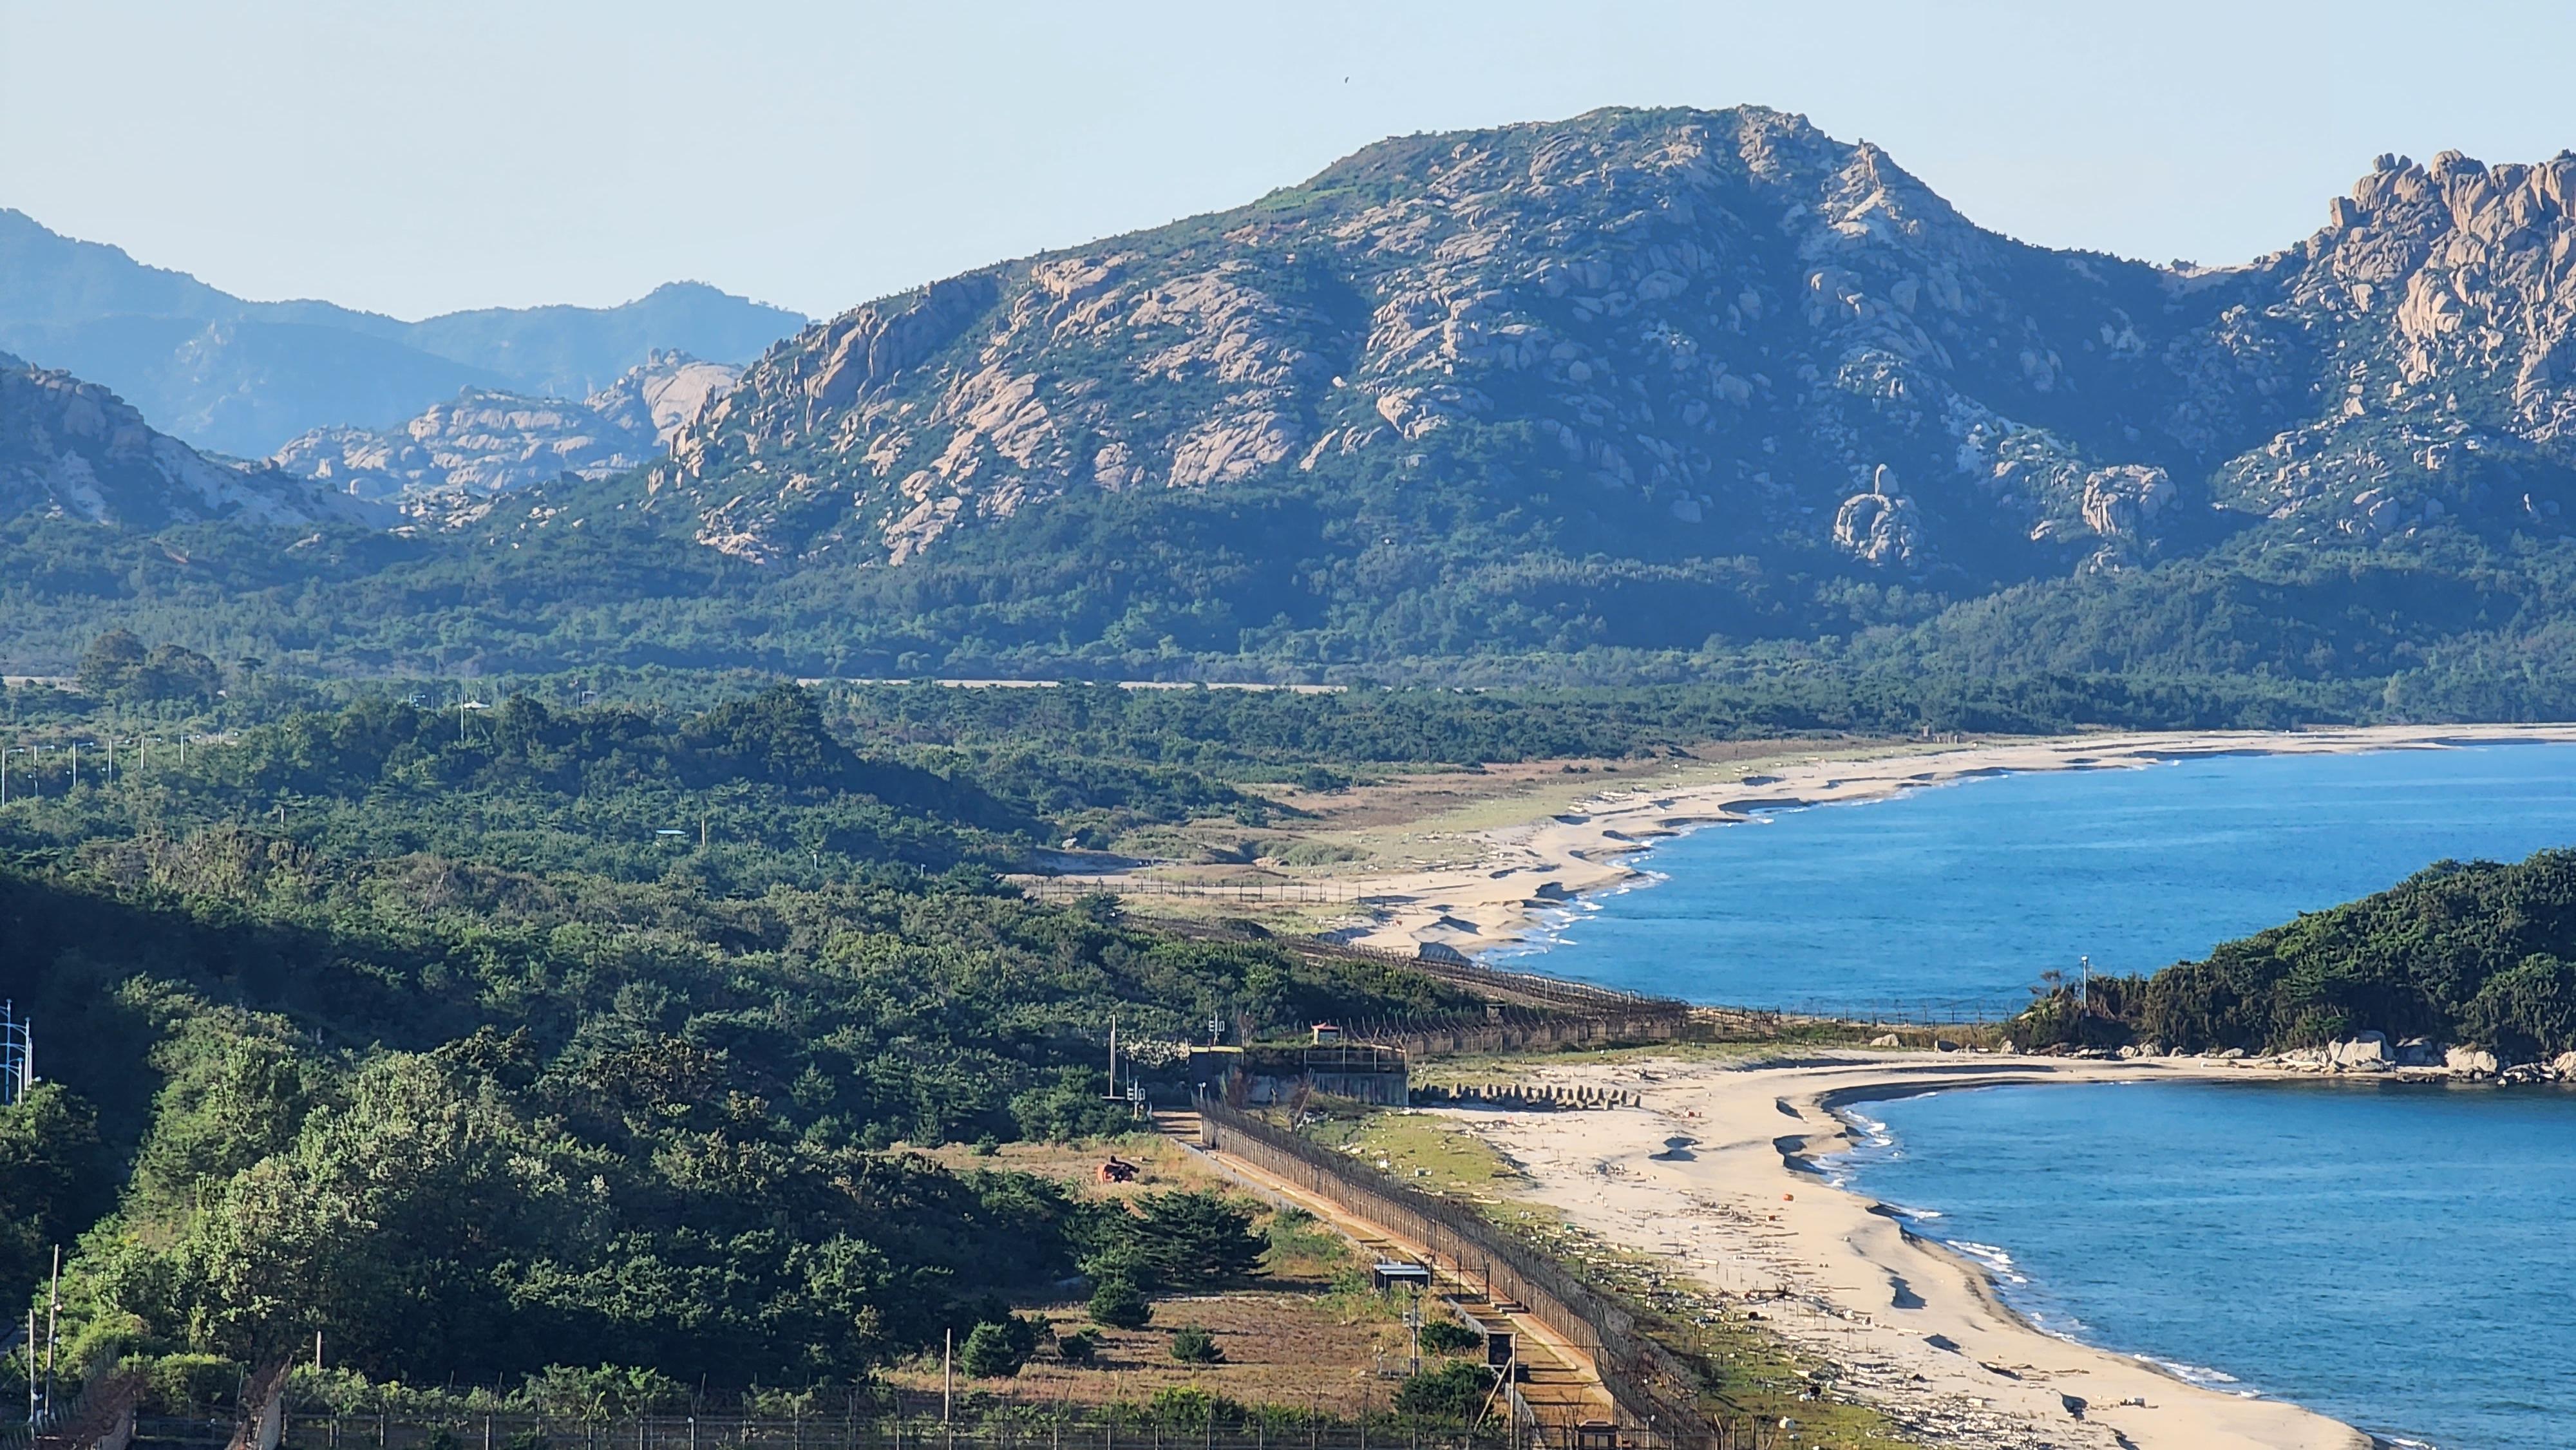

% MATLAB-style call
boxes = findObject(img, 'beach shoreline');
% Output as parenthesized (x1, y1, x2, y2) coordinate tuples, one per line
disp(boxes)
(1428, 1051, 2381, 1450)
(1329, 722, 2576, 959)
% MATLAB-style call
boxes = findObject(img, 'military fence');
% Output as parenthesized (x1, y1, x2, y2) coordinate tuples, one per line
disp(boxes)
(1190, 1100, 1718, 1450)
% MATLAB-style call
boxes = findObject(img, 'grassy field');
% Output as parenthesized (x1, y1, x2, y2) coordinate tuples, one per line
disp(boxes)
(908, 1131, 1458, 1417)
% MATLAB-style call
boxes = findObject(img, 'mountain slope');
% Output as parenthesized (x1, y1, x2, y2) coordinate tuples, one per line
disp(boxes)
(0, 355, 380, 529)
(6, 108, 2576, 692)
(0, 209, 802, 455)
(652, 106, 2302, 585)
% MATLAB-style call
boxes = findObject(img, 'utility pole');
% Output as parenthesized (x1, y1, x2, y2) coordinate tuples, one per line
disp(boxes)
(1105, 1015, 1118, 1100)
(2078, 955, 2091, 1014)
(940, 1330, 952, 1425)
(0, 1001, 29, 1107)
(43, 1247, 58, 1420)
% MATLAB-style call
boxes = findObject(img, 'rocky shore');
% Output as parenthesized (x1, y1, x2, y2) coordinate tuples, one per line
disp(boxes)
(2098, 1030, 2576, 1086)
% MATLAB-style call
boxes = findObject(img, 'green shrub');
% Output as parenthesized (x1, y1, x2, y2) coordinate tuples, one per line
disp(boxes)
(138, 1355, 244, 1415)
(1394, 1361, 1493, 1422)
(1417, 1318, 1482, 1355)
(1148, 1386, 1239, 1428)
(1088, 1277, 1151, 1330)
(1056, 1329, 1099, 1366)
(960, 1318, 1036, 1378)
(1169, 1326, 1221, 1364)
(1089, 1191, 1264, 1288)
(1010, 1074, 1137, 1142)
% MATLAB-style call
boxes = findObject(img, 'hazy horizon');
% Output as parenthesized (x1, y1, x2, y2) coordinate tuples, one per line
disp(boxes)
(6, 0, 2575, 322)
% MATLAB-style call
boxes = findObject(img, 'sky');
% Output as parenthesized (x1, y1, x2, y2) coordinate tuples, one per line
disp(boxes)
(4, 1, 2574, 323)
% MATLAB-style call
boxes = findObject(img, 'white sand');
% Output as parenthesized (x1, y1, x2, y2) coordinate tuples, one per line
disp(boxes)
(1340, 723, 2576, 957)
(1430, 1052, 2377, 1450)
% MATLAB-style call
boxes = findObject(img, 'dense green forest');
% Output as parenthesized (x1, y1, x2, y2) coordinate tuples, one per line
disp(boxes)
(0, 678, 1479, 1408)
(2016, 849, 2576, 1059)
(13, 496, 2576, 719)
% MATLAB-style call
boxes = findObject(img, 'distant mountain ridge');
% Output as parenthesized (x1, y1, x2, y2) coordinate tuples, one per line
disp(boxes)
(6, 106, 2576, 693)
(270, 352, 741, 518)
(0, 208, 804, 457)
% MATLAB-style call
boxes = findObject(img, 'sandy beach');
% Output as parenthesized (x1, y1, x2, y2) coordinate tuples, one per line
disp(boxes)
(1426, 1051, 2376, 1450)
(1326, 723, 2576, 958)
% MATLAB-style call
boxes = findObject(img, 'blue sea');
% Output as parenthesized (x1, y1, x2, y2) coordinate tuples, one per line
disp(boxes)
(1500, 743, 2576, 1015)
(1497, 742, 2576, 1449)
(1837, 1082, 2576, 1450)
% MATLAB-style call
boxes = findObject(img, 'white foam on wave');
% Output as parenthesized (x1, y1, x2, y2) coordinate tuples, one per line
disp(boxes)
(2139, 1354, 2252, 1393)
(1946, 1241, 2031, 1286)
(1817, 1107, 1904, 1189)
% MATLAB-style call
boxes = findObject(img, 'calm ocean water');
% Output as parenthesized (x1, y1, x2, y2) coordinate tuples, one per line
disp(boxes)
(1837, 1082, 2576, 1450)
(1498, 743, 2576, 1015)
(1495, 742, 2576, 1448)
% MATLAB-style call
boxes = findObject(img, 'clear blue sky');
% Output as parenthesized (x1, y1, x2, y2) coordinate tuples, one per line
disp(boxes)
(4, 1, 2573, 322)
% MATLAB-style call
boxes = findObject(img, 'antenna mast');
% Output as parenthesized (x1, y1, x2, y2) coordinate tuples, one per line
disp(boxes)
(0, 1001, 30, 1107)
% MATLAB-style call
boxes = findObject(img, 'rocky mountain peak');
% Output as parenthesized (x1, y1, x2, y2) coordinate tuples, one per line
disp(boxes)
(508, 108, 2576, 607)
(2213, 147, 2576, 540)
(641, 104, 2253, 578)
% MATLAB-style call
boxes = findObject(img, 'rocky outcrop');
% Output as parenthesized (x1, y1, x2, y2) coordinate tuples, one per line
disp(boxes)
(2448, 1046, 2503, 1076)
(1832, 464, 1925, 565)
(2329, 1030, 2393, 1069)
(2219, 147, 2576, 537)
(2255, 1035, 2576, 1081)
(272, 352, 738, 516)
(0, 358, 380, 529)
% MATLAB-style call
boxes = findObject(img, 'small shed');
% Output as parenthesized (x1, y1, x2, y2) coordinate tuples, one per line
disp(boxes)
(1370, 1261, 1432, 1293)
(1311, 1022, 1344, 1044)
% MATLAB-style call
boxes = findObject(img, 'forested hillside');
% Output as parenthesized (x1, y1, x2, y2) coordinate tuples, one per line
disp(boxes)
(0, 681, 1469, 1397)
(2022, 848, 2576, 1059)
